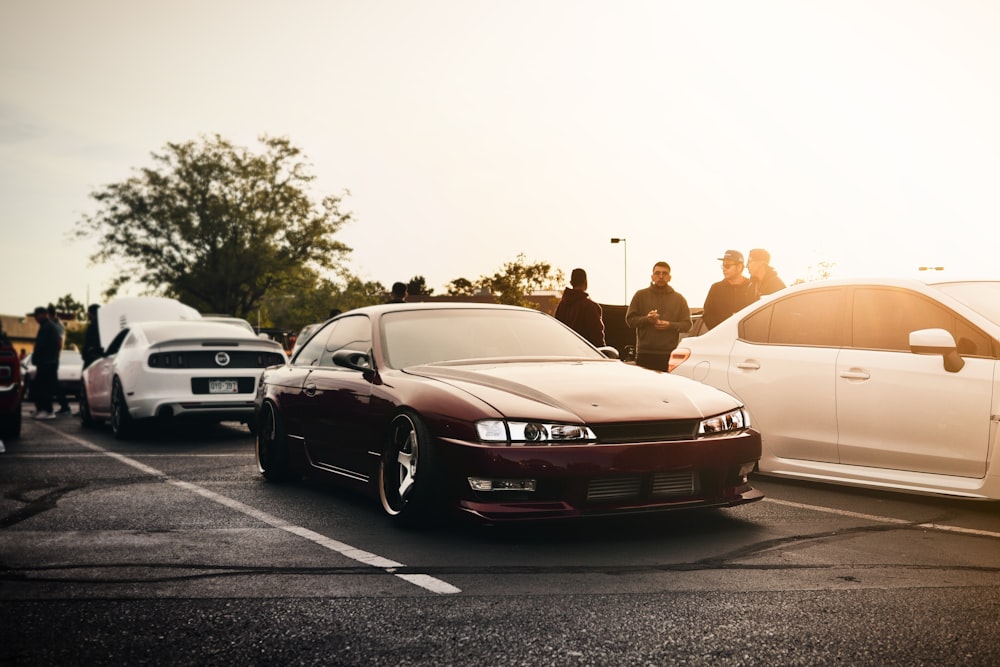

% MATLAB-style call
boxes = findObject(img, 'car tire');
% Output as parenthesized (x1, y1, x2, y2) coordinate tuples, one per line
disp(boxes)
(378, 411, 442, 528)
(78, 383, 96, 427)
(256, 401, 295, 482)
(110, 378, 135, 440)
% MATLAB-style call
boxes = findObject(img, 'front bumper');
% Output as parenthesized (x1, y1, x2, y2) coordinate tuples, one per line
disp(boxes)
(438, 429, 764, 522)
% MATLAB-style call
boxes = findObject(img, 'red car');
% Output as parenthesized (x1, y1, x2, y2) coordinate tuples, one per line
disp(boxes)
(0, 337, 24, 439)
(255, 303, 762, 526)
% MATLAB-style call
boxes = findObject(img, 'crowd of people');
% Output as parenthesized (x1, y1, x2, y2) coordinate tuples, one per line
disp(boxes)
(556, 248, 785, 371)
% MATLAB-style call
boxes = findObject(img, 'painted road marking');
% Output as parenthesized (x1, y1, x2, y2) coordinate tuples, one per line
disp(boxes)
(764, 497, 1000, 540)
(49, 426, 462, 594)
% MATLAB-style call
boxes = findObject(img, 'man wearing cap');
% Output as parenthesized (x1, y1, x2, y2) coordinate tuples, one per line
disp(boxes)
(747, 248, 787, 299)
(702, 250, 754, 331)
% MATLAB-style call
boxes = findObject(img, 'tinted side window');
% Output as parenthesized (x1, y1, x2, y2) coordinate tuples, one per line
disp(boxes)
(320, 315, 372, 367)
(740, 307, 772, 344)
(293, 323, 333, 367)
(105, 329, 130, 356)
(768, 290, 843, 347)
(851, 288, 991, 356)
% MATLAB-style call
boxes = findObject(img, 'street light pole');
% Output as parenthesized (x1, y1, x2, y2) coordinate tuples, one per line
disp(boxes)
(610, 238, 627, 304)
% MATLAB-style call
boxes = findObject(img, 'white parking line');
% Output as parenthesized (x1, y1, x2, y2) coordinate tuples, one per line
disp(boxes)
(764, 497, 1000, 539)
(48, 426, 462, 594)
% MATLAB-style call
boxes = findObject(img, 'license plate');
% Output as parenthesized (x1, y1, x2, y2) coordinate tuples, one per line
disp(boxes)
(208, 380, 239, 394)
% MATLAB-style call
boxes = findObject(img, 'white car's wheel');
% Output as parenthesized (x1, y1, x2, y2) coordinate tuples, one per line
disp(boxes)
(110, 378, 135, 440)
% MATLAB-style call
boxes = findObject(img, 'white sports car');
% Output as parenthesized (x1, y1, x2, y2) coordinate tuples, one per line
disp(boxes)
(80, 319, 287, 438)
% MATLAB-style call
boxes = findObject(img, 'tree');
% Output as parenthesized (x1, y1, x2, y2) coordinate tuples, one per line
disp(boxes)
(446, 277, 477, 296)
(792, 260, 836, 285)
(406, 275, 433, 298)
(451, 254, 563, 307)
(257, 269, 387, 332)
(53, 294, 85, 321)
(77, 134, 353, 319)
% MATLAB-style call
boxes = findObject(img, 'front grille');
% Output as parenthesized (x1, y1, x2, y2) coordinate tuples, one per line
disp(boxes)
(586, 471, 698, 503)
(652, 471, 698, 496)
(590, 420, 699, 444)
(149, 350, 285, 369)
(587, 477, 642, 501)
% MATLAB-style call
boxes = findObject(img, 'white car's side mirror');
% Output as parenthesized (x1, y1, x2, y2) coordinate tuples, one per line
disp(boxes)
(909, 328, 964, 373)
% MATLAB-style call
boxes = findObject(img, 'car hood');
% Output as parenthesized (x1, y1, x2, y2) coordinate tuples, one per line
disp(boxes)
(404, 359, 742, 423)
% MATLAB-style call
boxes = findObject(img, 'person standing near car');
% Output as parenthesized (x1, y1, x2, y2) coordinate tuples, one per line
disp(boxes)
(47, 305, 71, 415)
(625, 262, 692, 371)
(555, 268, 606, 347)
(82, 304, 102, 368)
(702, 250, 755, 331)
(747, 248, 787, 299)
(31, 306, 60, 420)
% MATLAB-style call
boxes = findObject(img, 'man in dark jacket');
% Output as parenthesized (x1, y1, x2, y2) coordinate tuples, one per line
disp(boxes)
(31, 306, 61, 420)
(554, 268, 605, 347)
(625, 262, 692, 371)
(703, 250, 755, 331)
(747, 248, 787, 299)
(82, 304, 103, 368)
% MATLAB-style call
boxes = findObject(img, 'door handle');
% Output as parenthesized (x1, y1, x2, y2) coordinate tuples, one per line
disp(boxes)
(736, 360, 761, 371)
(839, 369, 870, 380)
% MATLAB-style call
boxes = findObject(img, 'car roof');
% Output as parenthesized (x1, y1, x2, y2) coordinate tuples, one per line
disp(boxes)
(340, 302, 541, 317)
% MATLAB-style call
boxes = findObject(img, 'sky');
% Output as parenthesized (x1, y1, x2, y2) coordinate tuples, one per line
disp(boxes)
(2, 1, 999, 317)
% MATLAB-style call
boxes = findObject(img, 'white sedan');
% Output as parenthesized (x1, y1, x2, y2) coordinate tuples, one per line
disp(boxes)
(80, 320, 287, 438)
(669, 278, 1000, 500)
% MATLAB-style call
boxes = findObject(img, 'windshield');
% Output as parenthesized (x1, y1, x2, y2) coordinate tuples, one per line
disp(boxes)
(381, 309, 602, 368)
(931, 281, 1000, 326)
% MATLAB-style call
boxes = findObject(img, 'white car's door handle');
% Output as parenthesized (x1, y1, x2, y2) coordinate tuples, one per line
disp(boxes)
(839, 369, 871, 380)
(736, 360, 761, 371)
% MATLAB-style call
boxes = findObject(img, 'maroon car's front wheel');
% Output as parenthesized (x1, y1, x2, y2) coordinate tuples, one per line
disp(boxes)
(379, 411, 440, 527)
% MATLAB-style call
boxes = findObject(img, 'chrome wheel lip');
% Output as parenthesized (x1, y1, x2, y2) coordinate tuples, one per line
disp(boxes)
(380, 414, 419, 516)
(256, 403, 277, 474)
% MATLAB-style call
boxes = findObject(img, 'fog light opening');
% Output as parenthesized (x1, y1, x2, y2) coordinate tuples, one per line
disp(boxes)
(468, 477, 537, 492)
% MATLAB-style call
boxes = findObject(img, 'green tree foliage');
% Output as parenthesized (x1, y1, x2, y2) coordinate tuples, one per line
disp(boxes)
(77, 134, 353, 319)
(446, 277, 477, 296)
(406, 275, 433, 297)
(257, 269, 386, 332)
(49, 294, 87, 350)
(52, 294, 85, 321)
(451, 254, 563, 307)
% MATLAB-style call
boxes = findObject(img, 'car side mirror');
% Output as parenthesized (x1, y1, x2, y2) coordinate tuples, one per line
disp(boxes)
(597, 346, 620, 360)
(909, 328, 965, 373)
(332, 349, 376, 378)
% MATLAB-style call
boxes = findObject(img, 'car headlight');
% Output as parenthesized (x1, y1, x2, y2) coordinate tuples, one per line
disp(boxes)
(476, 419, 597, 445)
(698, 408, 750, 437)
